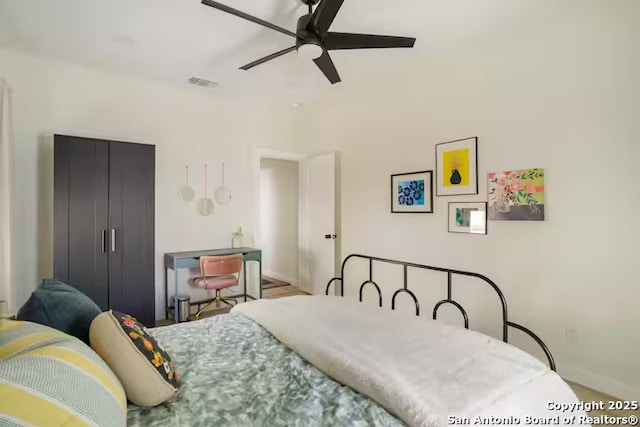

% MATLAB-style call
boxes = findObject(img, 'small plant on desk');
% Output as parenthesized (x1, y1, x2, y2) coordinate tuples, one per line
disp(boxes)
(232, 227, 243, 248)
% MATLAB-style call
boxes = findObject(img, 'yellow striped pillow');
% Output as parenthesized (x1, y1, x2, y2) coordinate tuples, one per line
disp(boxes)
(0, 320, 126, 427)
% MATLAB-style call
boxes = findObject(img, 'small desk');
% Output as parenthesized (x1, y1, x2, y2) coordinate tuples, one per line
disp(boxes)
(164, 247, 262, 323)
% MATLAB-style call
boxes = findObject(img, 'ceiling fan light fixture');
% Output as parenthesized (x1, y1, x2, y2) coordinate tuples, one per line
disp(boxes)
(297, 43, 324, 60)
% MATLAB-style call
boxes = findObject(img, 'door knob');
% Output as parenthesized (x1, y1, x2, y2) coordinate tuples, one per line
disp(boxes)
(324, 234, 337, 239)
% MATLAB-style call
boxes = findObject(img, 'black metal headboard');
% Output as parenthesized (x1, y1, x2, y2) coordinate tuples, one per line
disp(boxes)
(325, 254, 556, 371)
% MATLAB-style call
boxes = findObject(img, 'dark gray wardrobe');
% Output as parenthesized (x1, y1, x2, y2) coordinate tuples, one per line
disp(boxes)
(54, 134, 155, 326)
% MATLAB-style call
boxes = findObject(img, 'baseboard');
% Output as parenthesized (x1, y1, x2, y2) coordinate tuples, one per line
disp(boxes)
(263, 271, 298, 287)
(558, 363, 639, 401)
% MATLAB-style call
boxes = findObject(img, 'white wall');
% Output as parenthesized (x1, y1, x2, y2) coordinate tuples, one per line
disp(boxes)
(259, 158, 299, 283)
(293, 1, 640, 400)
(0, 47, 297, 320)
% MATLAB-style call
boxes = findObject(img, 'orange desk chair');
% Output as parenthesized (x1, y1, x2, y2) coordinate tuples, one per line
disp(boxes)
(191, 253, 243, 320)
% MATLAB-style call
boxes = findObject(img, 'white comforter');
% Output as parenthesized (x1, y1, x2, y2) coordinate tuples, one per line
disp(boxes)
(232, 295, 587, 427)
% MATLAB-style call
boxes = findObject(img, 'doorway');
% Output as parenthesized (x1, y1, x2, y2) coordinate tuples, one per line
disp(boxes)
(259, 158, 300, 289)
(255, 149, 339, 295)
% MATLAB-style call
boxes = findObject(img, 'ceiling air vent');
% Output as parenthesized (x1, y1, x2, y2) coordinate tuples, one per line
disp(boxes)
(188, 77, 219, 88)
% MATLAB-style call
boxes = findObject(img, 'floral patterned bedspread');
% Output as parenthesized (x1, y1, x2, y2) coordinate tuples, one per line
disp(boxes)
(127, 313, 404, 427)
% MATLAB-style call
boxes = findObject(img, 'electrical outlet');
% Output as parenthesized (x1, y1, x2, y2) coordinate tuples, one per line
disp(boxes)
(566, 327, 579, 343)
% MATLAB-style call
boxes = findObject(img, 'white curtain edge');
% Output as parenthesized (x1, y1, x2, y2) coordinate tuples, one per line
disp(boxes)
(0, 78, 15, 313)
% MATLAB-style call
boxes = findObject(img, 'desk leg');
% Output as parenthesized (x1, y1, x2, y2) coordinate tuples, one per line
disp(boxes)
(259, 258, 263, 299)
(164, 267, 169, 319)
(174, 268, 179, 324)
(243, 261, 247, 303)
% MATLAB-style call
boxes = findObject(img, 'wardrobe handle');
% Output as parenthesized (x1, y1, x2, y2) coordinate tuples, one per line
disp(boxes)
(111, 229, 117, 253)
(101, 230, 107, 253)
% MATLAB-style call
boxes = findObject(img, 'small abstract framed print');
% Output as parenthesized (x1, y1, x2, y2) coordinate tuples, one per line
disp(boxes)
(391, 170, 434, 213)
(435, 137, 478, 196)
(448, 202, 487, 234)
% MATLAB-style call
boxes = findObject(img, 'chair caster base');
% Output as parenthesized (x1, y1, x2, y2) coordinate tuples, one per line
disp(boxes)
(193, 297, 237, 320)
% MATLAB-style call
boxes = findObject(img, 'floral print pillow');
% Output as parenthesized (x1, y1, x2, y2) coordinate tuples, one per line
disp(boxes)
(113, 311, 179, 388)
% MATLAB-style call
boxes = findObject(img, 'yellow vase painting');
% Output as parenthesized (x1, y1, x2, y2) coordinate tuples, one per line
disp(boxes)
(435, 137, 478, 196)
(442, 148, 470, 187)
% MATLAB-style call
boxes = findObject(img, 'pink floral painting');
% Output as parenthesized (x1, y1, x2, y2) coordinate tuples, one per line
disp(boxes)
(487, 168, 544, 221)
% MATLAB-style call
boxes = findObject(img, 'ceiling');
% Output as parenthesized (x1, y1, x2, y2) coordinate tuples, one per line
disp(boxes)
(0, 0, 546, 98)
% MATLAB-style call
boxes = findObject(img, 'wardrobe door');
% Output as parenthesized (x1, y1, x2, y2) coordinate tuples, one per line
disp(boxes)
(108, 142, 155, 326)
(53, 135, 110, 310)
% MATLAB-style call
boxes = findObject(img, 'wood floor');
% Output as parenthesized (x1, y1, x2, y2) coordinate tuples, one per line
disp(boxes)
(262, 284, 309, 299)
(162, 285, 635, 425)
(565, 381, 639, 424)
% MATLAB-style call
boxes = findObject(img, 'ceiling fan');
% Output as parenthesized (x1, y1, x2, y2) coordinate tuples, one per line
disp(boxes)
(201, 0, 416, 84)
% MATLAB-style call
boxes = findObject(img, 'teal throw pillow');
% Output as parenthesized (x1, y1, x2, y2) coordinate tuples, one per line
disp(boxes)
(16, 278, 102, 344)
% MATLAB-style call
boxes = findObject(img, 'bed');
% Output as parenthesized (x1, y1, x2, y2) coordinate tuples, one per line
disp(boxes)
(127, 254, 588, 427)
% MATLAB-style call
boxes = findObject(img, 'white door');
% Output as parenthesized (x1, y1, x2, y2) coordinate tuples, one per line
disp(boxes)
(299, 152, 337, 295)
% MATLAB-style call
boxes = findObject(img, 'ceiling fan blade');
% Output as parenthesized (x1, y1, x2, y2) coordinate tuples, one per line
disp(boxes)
(307, 0, 345, 37)
(239, 46, 297, 70)
(313, 51, 341, 84)
(201, 0, 298, 38)
(324, 32, 416, 50)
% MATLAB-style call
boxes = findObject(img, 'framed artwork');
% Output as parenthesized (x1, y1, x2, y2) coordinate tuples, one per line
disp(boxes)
(487, 168, 545, 221)
(448, 202, 487, 234)
(391, 170, 433, 213)
(435, 137, 478, 196)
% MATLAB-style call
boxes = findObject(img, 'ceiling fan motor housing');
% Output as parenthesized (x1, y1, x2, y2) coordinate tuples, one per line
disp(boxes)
(296, 14, 323, 51)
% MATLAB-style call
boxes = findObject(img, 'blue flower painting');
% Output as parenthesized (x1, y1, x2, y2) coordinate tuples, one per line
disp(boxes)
(391, 170, 433, 213)
(398, 180, 425, 206)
